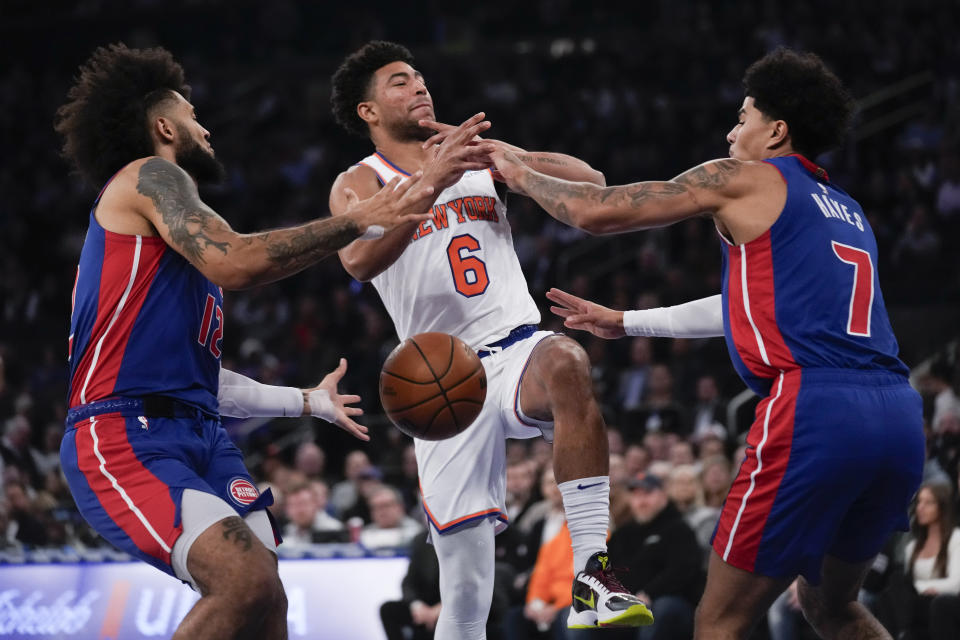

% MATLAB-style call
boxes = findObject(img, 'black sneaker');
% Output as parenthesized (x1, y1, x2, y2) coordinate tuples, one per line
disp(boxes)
(567, 552, 654, 628)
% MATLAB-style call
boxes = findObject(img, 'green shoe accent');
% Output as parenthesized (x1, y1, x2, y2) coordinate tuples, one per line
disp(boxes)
(598, 603, 655, 628)
(573, 592, 596, 609)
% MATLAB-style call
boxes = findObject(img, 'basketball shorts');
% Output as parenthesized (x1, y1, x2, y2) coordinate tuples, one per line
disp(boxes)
(61, 397, 276, 582)
(416, 328, 557, 536)
(712, 368, 924, 584)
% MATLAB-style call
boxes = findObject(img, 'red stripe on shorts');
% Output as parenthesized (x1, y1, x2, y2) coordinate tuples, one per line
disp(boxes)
(713, 370, 801, 572)
(75, 413, 181, 565)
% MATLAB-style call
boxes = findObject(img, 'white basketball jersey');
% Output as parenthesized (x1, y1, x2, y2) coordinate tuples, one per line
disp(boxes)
(358, 152, 540, 348)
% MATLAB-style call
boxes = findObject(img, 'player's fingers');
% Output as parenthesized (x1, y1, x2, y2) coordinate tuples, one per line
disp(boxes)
(549, 305, 574, 318)
(450, 112, 487, 141)
(339, 417, 370, 441)
(418, 119, 454, 132)
(381, 175, 403, 194)
(332, 357, 348, 378)
(421, 131, 447, 149)
(400, 212, 433, 225)
(343, 406, 364, 417)
(460, 121, 492, 142)
(458, 162, 493, 171)
(339, 394, 362, 405)
(546, 288, 583, 309)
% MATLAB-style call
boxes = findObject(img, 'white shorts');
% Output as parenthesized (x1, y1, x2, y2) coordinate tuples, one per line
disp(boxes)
(417, 330, 556, 536)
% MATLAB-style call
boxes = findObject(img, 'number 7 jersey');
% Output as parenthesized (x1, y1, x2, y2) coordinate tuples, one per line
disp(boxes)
(358, 152, 540, 348)
(719, 154, 909, 396)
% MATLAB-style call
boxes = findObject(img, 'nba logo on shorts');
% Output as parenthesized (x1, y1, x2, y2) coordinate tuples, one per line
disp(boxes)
(228, 478, 259, 506)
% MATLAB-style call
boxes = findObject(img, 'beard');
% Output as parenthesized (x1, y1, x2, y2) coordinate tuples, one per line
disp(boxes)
(175, 129, 226, 185)
(386, 114, 436, 143)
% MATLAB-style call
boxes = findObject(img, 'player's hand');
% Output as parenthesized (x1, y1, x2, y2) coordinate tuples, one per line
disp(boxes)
(418, 112, 496, 191)
(302, 358, 369, 441)
(341, 173, 434, 239)
(489, 145, 530, 195)
(546, 287, 626, 339)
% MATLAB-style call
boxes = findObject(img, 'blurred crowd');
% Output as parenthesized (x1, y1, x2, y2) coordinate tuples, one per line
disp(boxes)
(1, 0, 959, 638)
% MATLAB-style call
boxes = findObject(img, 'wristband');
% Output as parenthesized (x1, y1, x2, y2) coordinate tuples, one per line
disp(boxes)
(359, 224, 385, 240)
(308, 388, 337, 423)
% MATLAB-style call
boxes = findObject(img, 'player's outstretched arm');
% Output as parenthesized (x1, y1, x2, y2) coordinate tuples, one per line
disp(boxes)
(546, 288, 724, 339)
(418, 119, 605, 186)
(218, 359, 369, 441)
(492, 148, 754, 235)
(133, 157, 433, 289)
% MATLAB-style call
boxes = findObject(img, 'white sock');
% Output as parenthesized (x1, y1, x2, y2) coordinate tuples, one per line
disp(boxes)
(558, 476, 610, 572)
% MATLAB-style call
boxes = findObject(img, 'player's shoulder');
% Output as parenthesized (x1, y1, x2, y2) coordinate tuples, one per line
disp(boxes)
(329, 163, 382, 210)
(334, 163, 382, 191)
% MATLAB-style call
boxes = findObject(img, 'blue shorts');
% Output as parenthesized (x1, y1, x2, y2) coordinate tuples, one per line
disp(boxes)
(60, 398, 273, 579)
(712, 369, 924, 584)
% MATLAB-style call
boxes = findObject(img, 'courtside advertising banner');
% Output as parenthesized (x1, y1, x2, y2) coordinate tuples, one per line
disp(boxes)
(0, 557, 406, 639)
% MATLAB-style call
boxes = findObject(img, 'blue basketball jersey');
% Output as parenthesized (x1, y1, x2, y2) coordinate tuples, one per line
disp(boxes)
(68, 186, 222, 413)
(720, 155, 908, 396)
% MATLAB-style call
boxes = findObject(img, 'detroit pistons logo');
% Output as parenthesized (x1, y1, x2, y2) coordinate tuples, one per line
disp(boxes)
(228, 478, 259, 506)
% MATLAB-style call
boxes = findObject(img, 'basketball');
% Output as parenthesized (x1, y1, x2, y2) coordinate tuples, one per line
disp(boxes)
(379, 332, 487, 440)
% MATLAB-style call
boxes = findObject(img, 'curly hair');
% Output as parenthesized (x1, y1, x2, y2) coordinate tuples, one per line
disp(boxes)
(743, 48, 855, 158)
(55, 43, 190, 186)
(330, 41, 415, 137)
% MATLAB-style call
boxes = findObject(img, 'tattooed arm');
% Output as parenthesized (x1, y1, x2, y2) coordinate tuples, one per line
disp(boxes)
(417, 119, 605, 186)
(132, 157, 432, 289)
(491, 148, 778, 238)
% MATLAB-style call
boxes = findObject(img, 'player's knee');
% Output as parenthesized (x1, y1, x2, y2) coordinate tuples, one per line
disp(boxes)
(536, 337, 591, 388)
(217, 554, 283, 614)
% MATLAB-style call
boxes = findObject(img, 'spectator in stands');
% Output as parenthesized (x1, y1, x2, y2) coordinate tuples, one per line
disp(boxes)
(617, 337, 653, 414)
(293, 441, 326, 481)
(330, 450, 374, 517)
(609, 456, 633, 531)
(694, 426, 728, 463)
(380, 530, 442, 640)
(668, 441, 696, 469)
(925, 356, 960, 435)
(506, 460, 540, 533)
(309, 479, 346, 540)
(690, 375, 727, 440)
(504, 468, 573, 640)
(624, 443, 651, 477)
(360, 486, 422, 551)
(701, 455, 733, 509)
(0, 416, 41, 489)
(4, 481, 46, 547)
(895, 482, 960, 640)
(607, 473, 704, 639)
(282, 482, 346, 545)
(666, 464, 720, 564)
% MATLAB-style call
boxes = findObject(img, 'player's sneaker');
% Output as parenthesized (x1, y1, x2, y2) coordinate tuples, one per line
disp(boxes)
(567, 552, 654, 629)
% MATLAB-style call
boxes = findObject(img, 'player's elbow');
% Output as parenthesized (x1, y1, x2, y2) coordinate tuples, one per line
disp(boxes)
(588, 170, 606, 188)
(340, 255, 378, 282)
(206, 260, 262, 290)
(573, 208, 613, 235)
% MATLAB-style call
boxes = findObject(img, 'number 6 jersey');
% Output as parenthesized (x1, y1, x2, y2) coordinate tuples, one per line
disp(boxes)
(358, 152, 541, 349)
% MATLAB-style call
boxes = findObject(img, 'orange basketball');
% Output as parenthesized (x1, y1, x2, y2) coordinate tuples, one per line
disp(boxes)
(379, 332, 486, 440)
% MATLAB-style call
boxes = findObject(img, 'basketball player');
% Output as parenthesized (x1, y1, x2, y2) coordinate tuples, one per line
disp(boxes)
(491, 48, 924, 640)
(329, 42, 653, 637)
(55, 43, 442, 640)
